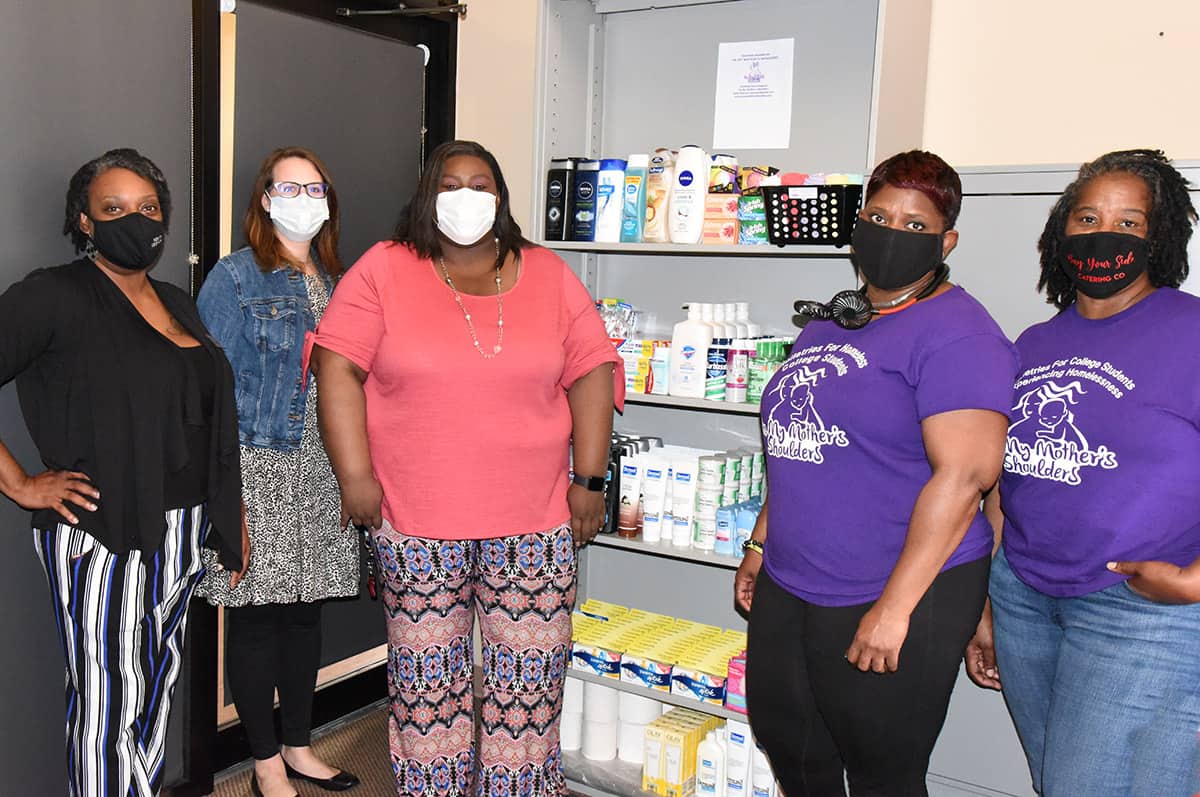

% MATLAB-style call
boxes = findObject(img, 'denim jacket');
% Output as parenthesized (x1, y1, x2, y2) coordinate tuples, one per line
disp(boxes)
(197, 246, 334, 450)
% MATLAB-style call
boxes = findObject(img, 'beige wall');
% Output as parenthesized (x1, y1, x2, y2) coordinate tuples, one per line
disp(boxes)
(923, 0, 1200, 166)
(455, 0, 541, 230)
(452, 1, 1200, 215)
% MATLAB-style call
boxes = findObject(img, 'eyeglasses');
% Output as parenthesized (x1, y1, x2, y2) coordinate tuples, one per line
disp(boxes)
(268, 181, 330, 199)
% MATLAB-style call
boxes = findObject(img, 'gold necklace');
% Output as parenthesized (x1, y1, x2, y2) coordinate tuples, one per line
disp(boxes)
(437, 240, 504, 359)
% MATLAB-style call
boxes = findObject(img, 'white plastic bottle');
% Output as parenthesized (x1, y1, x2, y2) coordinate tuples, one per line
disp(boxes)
(669, 304, 714, 398)
(698, 730, 727, 797)
(726, 302, 748, 338)
(751, 748, 775, 797)
(736, 301, 762, 338)
(724, 721, 753, 797)
(713, 304, 737, 339)
(699, 303, 720, 336)
(619, 153, 650, 243)
(594, 158, 627, 242)
(725, 339, 750, 403)
(644, 148, 675, 243)
(669, 145, 708, 244)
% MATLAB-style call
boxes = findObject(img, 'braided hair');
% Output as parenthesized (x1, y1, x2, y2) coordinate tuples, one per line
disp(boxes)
(1037, 149, 1196, 310)
(63, 148, 172, 253)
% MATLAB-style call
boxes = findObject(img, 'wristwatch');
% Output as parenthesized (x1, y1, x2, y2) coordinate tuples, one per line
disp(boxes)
(742, 539, 764, 556)
(571, 473, 607, 492)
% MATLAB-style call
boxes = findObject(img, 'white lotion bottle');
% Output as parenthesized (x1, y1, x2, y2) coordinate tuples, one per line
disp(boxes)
(698, 730, 727, 797)
(669, 304, 714, 398)
(669, 145, 708, 244)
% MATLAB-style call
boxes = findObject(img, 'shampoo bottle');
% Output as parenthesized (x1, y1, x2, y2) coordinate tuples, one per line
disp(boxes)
(544, 158, 577, 241)
(570, 160, 601, 242)
(669, 145, 708, 244)
(620, 153, 649, 243)
(594, 158, 627, 242)
(669, 304, 713, 398)
(643, 148, 675, 243)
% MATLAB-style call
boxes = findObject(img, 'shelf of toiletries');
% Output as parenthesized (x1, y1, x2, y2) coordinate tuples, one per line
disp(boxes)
(566, 667, 747, 722)
(544, 240, 850, 257)
(624, 393, 760, 417)
(590, 533, 742, 571)
(544, 148, 864, 249)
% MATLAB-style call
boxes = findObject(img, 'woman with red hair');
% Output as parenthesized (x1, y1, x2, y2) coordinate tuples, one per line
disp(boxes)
(736, 150, 1018, 794)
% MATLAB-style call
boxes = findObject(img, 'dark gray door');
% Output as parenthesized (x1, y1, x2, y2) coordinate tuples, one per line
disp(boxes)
(0, 2, 195, 794)
(227, 1, 425, 695)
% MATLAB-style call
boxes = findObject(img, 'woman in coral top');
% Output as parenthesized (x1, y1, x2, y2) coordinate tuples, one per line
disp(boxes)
(308, 140, 622, 797)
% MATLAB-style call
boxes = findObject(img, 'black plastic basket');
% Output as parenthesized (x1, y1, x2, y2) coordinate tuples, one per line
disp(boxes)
(762, 184, 863, 247)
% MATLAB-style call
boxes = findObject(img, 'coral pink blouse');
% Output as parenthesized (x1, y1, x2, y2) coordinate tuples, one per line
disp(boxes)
(307, 242, 624, 539)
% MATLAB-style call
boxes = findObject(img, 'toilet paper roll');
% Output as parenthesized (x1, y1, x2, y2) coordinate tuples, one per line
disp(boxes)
(618, 691, 662, 724)
(560, 710, 582, 752)
(563, 677, 584, 714)
(583, 682, 619, 722)
(617, 720, 647, 764)
(582, 719, 618, 761)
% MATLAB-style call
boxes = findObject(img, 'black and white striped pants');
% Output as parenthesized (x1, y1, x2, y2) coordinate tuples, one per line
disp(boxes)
(34, 504, 209, 797)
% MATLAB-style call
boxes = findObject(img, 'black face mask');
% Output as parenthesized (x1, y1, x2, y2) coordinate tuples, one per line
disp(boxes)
(87, 213, 165, 271)
(1059, 232, 1149, 300)
(851, 219, 944, 290)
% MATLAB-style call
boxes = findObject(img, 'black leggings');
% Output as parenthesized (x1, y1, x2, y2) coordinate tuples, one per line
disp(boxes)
(745, 557, 989, 797)
(225, 601, 324, 760)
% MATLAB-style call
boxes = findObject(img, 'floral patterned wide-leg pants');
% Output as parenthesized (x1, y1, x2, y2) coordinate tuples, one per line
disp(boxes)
(372, 522, 577, 797)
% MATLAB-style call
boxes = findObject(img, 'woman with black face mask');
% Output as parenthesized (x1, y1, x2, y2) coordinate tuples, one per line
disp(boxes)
(0, 148, 246, 797)
(968, 150, 1200, 796)
(735, 150, 1018, 794)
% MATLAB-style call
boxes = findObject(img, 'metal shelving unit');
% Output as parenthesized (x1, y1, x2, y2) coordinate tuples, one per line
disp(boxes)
(623, 393, 760, 416)
(541, 240, 849, 257)
(565, 666, 747, 722)
(590, 534, 741, 571)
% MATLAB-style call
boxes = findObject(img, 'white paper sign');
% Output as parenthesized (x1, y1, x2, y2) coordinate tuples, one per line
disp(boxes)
(712, 38, 795, 150)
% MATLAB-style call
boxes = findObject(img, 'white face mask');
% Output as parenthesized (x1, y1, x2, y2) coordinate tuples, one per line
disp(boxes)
(436, 188, 497, 246)
(268, 193, 330, 243)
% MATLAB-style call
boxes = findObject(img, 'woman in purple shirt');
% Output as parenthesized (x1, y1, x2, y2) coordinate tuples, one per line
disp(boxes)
(967, 149, 1200, 796)
(736, 151, 1018, 794)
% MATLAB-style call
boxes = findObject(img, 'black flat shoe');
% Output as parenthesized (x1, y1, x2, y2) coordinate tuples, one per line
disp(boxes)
(283, 762, 360, 791)
(250, 772, 298, 797)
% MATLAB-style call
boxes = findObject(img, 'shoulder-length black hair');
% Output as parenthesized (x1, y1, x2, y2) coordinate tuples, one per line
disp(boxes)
(63, 148, 172, 252)
(392, 140, 529, 264)
(1037, 149, 1196, 310)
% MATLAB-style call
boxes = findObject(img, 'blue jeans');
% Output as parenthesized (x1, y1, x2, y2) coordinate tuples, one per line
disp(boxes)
(990, 548, 1200, 796)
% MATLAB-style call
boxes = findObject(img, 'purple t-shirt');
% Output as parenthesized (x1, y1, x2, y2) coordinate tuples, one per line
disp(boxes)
(761, 286, 1018, 606)
(1001, 288, 1200, 597)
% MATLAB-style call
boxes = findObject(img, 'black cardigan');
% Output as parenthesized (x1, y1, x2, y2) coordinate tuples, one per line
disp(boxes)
(0, 259, 242, 569)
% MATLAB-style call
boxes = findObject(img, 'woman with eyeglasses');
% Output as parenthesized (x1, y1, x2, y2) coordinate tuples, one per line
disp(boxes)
(195, 147, 359, 797)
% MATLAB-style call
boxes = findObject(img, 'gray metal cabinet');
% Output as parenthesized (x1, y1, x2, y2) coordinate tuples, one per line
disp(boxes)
(530, 3, 1200, 795)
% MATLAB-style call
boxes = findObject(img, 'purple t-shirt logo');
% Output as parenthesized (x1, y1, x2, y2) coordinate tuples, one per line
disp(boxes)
(762, 343, 864, 464)
(1005, 374, 1121, 486)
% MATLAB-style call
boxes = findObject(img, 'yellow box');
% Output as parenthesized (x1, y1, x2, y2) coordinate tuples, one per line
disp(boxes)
(642, 723, 667, 795)
(577, 599, 629, 621)
(661, 724, 692, 797)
